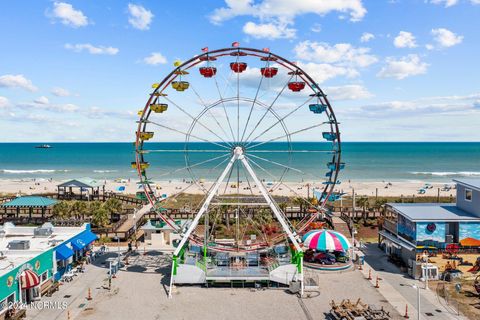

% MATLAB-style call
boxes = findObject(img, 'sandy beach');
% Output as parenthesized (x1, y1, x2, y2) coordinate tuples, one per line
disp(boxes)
(0, 178, 457, 199)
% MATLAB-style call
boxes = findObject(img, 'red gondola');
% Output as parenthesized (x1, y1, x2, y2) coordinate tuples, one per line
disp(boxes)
(230, 62, 247, 73)
(199, 67, 217, 78)
(199, 56, 217, 61)
(260, 67, 278, 78)
(288, 81, 305, 92)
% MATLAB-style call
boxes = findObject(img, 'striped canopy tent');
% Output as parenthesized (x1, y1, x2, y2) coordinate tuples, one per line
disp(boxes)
(20, 269, 40, 289)
(302, 229, 351, 252)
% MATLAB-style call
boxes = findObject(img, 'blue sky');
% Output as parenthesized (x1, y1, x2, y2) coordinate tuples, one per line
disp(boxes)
(0, 0, 479, 142)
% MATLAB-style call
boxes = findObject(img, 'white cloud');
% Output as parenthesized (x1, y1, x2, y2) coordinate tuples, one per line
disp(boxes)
(0, 96, 10, 108)
(210, 0, 367, 24)
(0, 74, 38, 91)
(393, 31, 417, 48)
(243, 21, 296, 39)
(127, 4, 154, 30)
(431, 28, 463, 48)
(49, 2, 89, 27)
(65, 43, 119, 55)
(34, 96, 50, 105)
(325, 84, 373, 100)
(294, 41, 377, 68)
(428, 0, 459, 7)
(360, 32, 374, 43)
(51, 87, 71, 97)
(298, 62, 358, 84)
(143, 52, 167, 65)
(311, 23, 321, 33)
(377, 54, 428, 80)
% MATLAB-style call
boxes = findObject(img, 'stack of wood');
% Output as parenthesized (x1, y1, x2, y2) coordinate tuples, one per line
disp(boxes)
(329, 298, 391, 320)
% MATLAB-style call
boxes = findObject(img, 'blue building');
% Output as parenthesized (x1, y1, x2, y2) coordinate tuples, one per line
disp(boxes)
(379, 179, 480, 277)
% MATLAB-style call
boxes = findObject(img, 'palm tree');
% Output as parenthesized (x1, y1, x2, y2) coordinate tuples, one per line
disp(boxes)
(71, 200, 88, 221)
(91, 206, 110, 228)
(87, 201, 103, 220)
(103, 198, 123, 222)
(356, 196, 370, 225)
(52, 201, 71, 219)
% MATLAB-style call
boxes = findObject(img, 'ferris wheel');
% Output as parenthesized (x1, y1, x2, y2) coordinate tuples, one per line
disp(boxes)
(133, 44, 344, 254)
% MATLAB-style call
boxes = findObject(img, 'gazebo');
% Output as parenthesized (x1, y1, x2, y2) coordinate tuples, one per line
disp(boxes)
(57, 178, 105, 201)
(1, 196, 58, 220)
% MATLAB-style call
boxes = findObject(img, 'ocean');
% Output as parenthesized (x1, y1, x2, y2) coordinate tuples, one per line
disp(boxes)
(0, 142, 479, 182)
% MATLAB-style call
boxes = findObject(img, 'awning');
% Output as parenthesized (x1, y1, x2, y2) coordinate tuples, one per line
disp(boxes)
(71, 230, 98, 251)
(20, 269, 40, 289)
(379, 230, 416, 251)
(56, 244, 74, 260)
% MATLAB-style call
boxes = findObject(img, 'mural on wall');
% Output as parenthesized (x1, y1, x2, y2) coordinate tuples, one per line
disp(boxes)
(459, 222, 480, 247)
(416, 222, 446, 248)
(398, 214, 416, 243)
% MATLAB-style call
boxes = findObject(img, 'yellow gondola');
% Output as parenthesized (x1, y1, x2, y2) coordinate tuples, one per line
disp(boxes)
(174, 70, 189, 75)
(172, 81, 189, 92)
(139, 131, 154, 140)
(150, 103, 168, 113)
(137, 110, 144, 116)
(131, 161, 150, 170)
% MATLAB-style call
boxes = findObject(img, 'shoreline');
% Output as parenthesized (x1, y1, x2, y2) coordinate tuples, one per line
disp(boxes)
(0, 178, 457, 198)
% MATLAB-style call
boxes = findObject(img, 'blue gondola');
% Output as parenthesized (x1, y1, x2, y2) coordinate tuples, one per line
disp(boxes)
(322, 132, 337, 141)
(309, 103, 327, 114)
(327, 162, 346, 171)
(325, 171, 333, 177)
(322, 180, 341, 185)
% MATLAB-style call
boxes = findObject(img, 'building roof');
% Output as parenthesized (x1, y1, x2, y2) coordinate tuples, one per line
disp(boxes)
(1, 196, 58, 208)
(453, 178, 480, 191)
(387, 203, 480, 222)
(57, 178, 104, 188)
(0, 223, 89, 277)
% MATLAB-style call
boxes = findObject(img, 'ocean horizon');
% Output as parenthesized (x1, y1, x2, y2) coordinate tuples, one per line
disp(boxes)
(1, 142, 479, 183)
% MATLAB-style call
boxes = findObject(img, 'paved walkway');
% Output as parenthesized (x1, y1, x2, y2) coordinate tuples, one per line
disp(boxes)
(360, 244, 468, 320)
(26, 248, 127, 320)
(116, 204, 152, 233)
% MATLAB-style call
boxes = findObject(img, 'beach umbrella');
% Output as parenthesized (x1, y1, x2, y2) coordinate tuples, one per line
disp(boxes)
(302, 229, 350, 252)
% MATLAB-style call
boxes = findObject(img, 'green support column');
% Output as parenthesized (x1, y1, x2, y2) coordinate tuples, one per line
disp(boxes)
(172, 255, 178, 276)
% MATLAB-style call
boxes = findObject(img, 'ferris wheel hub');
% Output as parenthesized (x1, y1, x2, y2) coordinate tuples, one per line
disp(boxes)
(233, 146, 244, 156)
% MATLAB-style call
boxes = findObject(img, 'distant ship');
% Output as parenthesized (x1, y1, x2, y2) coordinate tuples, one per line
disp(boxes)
(35, 144, 52, 149)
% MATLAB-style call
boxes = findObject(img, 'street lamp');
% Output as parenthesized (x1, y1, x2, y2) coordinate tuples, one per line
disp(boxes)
(412, 284, 420, 320)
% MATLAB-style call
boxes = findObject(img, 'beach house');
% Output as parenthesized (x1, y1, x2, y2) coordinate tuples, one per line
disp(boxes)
(379, 179, 480, 278)
(0, 223, 97, 318)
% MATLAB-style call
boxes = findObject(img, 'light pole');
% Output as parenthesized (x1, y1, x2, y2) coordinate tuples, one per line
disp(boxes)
(351, 227, 357, 261)
(412, 284, 420, 320)
(421, 251, 429, 290)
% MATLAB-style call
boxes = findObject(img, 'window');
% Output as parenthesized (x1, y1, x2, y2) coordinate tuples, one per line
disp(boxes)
(465, 189, 473, 201)
(41, 271, 48, 283)
(0, 293, 15, 313)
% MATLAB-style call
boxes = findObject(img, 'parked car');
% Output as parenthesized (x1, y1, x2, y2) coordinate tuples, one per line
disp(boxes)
(313, 252, 336, 265)
(334, 251, 349, 263)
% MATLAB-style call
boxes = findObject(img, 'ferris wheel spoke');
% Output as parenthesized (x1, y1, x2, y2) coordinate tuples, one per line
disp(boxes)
(213, 74, 236, 143)
(164, 96, 232, 147)
(148, 120, 230, 150)
(248, 149, 335, 153)
(222, 160, 236, 195)
(240, 60, 267, 144)
(156, 153, 230, 178)
(244, 95, 315, 147)
(246, 154, 303, 174)
(242, 73, 295, 144)
(189, 83, 234, 147)
(143, 149, 228, 153)
(246, 122, 330, 150)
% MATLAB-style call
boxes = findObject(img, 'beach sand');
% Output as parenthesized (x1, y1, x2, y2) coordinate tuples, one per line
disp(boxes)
(0, 178, 456, 199)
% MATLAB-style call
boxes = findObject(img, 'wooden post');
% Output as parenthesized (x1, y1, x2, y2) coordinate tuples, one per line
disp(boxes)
(375, 188, 378, 200)
(437, 188, 440, 203)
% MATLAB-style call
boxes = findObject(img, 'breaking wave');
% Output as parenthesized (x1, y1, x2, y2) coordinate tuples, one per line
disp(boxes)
(0, 169, 70, 174)
(93, 170, 118, 173)
(410, 171, 480, 177)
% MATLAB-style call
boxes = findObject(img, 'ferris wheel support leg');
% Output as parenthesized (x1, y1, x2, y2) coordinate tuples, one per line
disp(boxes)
(240, 156, 302, 252)
(173, 154, 238, 257)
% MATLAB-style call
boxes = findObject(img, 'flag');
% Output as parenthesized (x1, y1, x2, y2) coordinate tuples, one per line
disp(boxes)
(201, 47, 208, 52)
(231, 41, 240, 47)
(262, 47, 270, 53)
